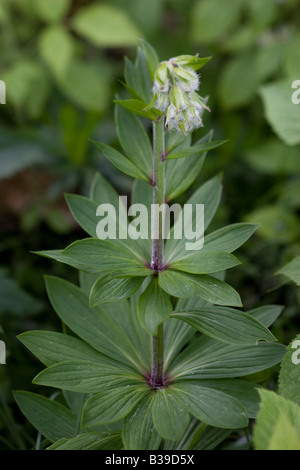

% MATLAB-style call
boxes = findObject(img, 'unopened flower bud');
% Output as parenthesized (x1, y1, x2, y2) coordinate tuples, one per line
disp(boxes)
(148, 54, 210, 135)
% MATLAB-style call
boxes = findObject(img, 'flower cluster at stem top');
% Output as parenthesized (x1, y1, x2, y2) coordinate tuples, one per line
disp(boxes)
(149, 55, 210, 135)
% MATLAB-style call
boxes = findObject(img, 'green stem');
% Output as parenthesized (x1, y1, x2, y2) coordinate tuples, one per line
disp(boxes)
(151, 118, 165, 272)
(151, 118, 165, 388)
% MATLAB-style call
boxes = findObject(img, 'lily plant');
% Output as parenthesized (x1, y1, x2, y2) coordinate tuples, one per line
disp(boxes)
(14, 41, 285, 451)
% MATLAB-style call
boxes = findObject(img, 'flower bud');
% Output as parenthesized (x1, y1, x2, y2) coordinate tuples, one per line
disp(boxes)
(148, 54, 210, 135)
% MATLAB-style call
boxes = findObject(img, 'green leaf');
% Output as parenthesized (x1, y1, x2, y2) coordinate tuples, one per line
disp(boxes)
(18, 330, 107, 367)
(254, 390, 300, 450)
(45, 276, 147, 370)
(248, 305, 283, 328)
(171, 338, 286, 379)
(164, 319, 195, 370)
(189, 273, 242, 307)
(39, 25, 74, 80)
(191, 0, 243, 43)
(165, 131, 211, 201)
(193, 426, 232, 450)
(124, 48, 153, 103)
(169, 251, 241, 275)
(158, 270, 195, 298)
(3, 60, 49, 115)
(160, 270, 242, 306)
(279, 334, 300, 405)
(140, 39, 159, 80)
(57, 61, 110, 112)
(172, 382, 248, 429)
(91, 140, 150, 182)
(63, 238, 150, 277)
(65, 194, 98, 237)
(219, 53, 259, 109)
(32, 0, 70, 22)
(277, 257, 300, 286)
(244, 139, 300, 175)
(137, 278, 173, 335)
(13, 391, 77, 443)
(33, 360, 143, 394)
(166, 141, 226, 159)
(90, 172, 119, 207)
(260, 80, 300, 146)
(172, 306, 276, 345)
(193, 379, 260, 419)
(165, 175, 223, 263)
(245, 206, 299, 243)
(48, 432, 123, 450)
(123, 392, 161, 450)
(115, 104, 153, 176)
(72, 4, 141, 47)
(152, 388, 190, 440)
(202, 223, 258, 253)
(34, 249, 92, 272)
(114, 99, 159, 121)
(90, 275, 144, 307)
(82, 385, 147, 426)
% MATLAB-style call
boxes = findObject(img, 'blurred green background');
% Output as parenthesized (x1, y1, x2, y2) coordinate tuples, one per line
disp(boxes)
(0, 0, 300, 449)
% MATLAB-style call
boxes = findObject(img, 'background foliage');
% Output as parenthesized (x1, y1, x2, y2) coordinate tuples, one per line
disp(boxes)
(0, 0, 300, 449)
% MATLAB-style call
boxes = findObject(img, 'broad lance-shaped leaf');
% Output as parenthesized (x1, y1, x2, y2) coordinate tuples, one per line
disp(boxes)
(164, 175, 223, 263)
(65, 194, 98, 237)
(114, 99, 159, 121)
(124, 46, 153, 103)
(170, 337, 286, 379)
(192, 378, 260, 419)
(140, 39, 159, 80)
(200, 223, 258, 253)
(159, 270, 195, 298)
(137, 277, 173, 335)
(33, 360, 144, 394)
(279, 334, 300, 405)
(151, 388, 190, 441)
(18, 330, 111, 367)
(82, 384, 148, 426)
(89, 275, 144, 307)
(62, 238, 151, 277)
(171, 382, 248, 429)
(91, 140, 150, 182)
(165, 131, 209, 202)
(276, 256, 300, 286)
(169, 251, 241, 275)
(115, 104, 153, 176)
(248, 304, 283, 328)
(47, 432, 123, 450)
(254, 390, 300, 450)
(123, 392, 161, 450)
(172, 306, 276, 345)
(192, 426, 232, 451)
(66, 182, 150, 261)
(13, 392, 77, 443)
(45, 276, 148, 370)
(165, 140, 227, 159)
(159, 269, 242, 307)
